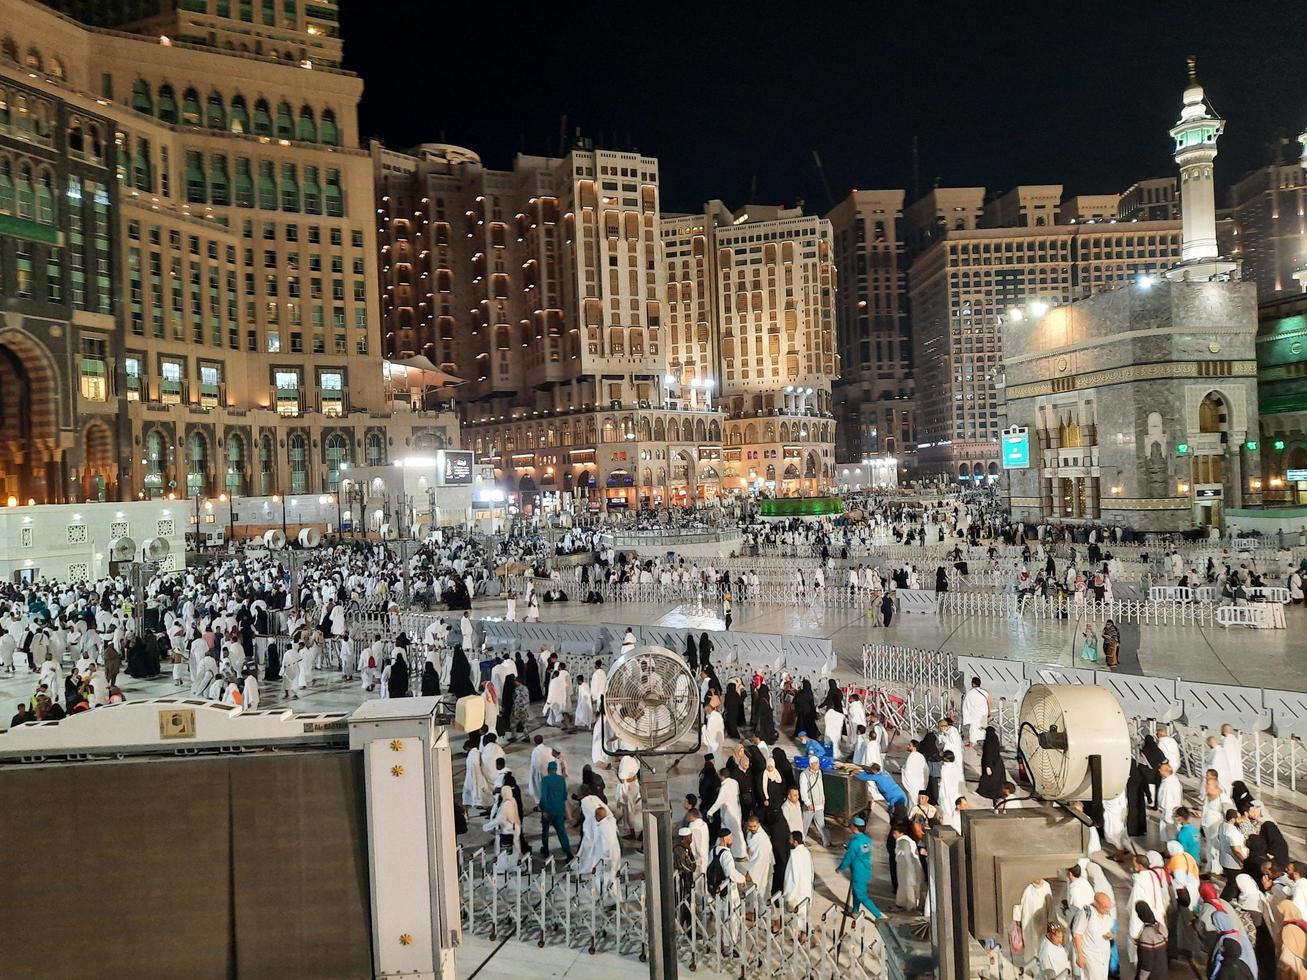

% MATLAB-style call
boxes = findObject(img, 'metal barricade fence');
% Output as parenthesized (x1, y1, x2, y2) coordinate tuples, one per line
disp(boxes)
(456, 843, 885, 979)
(861, 643, 1307, 793)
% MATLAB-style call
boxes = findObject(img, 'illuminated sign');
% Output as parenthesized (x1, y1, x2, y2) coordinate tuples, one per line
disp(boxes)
(1287, 468, 1307, 482)
(1001, 428, 1031, 469)
(440, 450, 474, 486)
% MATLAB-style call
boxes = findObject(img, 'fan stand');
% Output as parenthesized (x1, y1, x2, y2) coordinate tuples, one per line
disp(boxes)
(638, 755, 678, 980)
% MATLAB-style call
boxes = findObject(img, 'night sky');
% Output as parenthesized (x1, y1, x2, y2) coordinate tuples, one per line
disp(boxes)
(340, 0, 1307, 215)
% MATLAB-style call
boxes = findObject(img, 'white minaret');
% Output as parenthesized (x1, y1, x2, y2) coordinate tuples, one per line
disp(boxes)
(1167, 57, 1236, 280)
(1295, 122, 1307, 293)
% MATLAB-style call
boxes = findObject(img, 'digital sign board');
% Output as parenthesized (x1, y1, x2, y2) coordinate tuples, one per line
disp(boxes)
(1287, 468, 1307, 482)
(440, 450, 474, 486)
(1001, 428, 1031, 469)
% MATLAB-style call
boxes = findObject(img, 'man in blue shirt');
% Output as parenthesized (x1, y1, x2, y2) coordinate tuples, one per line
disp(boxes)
(836, 816, 882, 919)
(1174, 806, 1202, 867)
(860, 764, 909, 822)
(796, 731, 829, 761)
(539, 761, 573, 859)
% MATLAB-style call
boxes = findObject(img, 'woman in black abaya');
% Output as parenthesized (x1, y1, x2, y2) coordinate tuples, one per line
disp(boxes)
(683, 634, 698, 672)
(753, 684, 777, 743)
(420, 662, 440, 697)
(792, 679, 818, 738)
(449, 645, 476, 698)
(819, 679, 844, 714)
(698, 632, 714, 668)
(1125, 758, 1150, 838)
(723, 681, 744, 740)
(976, 726, 1006, 801)
(521, 652, 545, 702)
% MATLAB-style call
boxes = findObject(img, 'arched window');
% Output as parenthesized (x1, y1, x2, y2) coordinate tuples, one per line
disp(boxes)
(47, 58, 65, 80)
(319, 108, 338, 145)
(15, 162, 34, 220)
(181, 87, 201, 126)
(365, 431, 385, 466)
(280, 162, 299, 212)
(252, 98, 272, 135)
(229, 94, 249, 133)
(23, 48, 42, 72)
(35, 170, 53, 224)
(288, 433, 307, 493)
(131, 78, 153, 114)
(274, 100, 294, 139)
(324, 432, 350, 490)
(0, 37, 17, 62)
(206, 91, 226, 129)
(209, 154, 229, 206)
(0, 158, 12, 215)
(258, 160, 277, 210)
(157, 83, 178, 123)
(258, 433, 275, 495)
(297, 105, 316, 142)
(186, 431, 208, 496)
(145, 431, 166, 496)
(226, 433, 245, 495)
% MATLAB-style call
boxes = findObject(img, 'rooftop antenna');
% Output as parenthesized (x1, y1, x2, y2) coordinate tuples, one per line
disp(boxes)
(558, 114, 567, 156)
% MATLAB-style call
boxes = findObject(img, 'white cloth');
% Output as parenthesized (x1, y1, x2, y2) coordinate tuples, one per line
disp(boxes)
(707, 778, 745, 858)
(1156, 773, 1183, 842)
(744, 828, 774, 895)
(961, 686, 991, 744)
(783, 842, 814, 919)
(902, 751, 928, 805)
(1072, 908, 1114, 980)
(1016, 879, 1052, 964)
(895, 834, 922, 910)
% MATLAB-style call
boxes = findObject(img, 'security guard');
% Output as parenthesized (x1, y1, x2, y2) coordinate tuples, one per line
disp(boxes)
(836, 816, 883, 918)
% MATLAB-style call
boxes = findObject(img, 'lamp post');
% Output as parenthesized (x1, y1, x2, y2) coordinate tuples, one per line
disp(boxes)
(193, 492, 202, 553)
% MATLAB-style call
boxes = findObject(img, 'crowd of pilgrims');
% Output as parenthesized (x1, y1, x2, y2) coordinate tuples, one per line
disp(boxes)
(1004, 719, 1307, 980)
(0, 529, 587, 728)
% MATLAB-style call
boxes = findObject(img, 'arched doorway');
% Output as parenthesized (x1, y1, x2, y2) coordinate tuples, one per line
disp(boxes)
(81, 420, 116, 501)
(0, 331, 60, 503)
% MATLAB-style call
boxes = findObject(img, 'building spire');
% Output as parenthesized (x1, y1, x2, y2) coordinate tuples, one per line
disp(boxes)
(1166, 58, 1236, 280)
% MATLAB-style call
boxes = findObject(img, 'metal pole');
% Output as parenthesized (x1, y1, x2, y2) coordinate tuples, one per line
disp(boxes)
(229, 496, 236, 547)
(640, 757, 678, 980)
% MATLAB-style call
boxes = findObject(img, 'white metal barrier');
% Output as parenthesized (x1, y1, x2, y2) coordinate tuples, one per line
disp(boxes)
(861, 643, 1307, 792)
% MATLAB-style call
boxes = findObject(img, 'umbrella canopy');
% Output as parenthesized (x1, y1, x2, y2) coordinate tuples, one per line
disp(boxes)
(384, 356, 467, 389)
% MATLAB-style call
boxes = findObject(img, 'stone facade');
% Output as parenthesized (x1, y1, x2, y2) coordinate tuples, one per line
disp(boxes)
(1002, 279, 1263, 531)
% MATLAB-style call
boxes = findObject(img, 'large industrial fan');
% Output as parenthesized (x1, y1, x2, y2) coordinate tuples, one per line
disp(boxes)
(108, 536, 137, 563)
(603, 646, 700, 751)
(601, 645, 700, 980)
(263, 529, 287, 550)
(1017, 684, 1130, 802)
(141, 537, 170, 563)
(297, 527, 321, 549)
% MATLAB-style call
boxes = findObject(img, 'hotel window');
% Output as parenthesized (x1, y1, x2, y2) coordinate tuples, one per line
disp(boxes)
(124, 356, 142, 401)
(319, 370, 344, 416)
(199, 363, 221, 409)
(160, 358, 184, 405)
(288, 433, 308, 493)
(275, 369, 301, 417)
(79, 343, 108, 401)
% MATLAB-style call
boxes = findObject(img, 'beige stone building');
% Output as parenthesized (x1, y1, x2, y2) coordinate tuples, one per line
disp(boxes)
(908, 188, 1186, 481)
(0, 0, 456, 507)
(376, 144, 839, 508)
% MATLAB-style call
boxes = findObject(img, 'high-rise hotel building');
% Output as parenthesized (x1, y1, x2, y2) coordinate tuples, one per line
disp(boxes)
(377, 145, 838, 507)
(0, 0, 456, 507)
(906, 186, 1187, 481)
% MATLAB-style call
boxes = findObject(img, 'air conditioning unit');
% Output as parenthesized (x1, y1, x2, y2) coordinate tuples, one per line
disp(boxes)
(297, 527, 321, 549)
(263, 529, 287, 550)
(142, 537, 171, 562)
